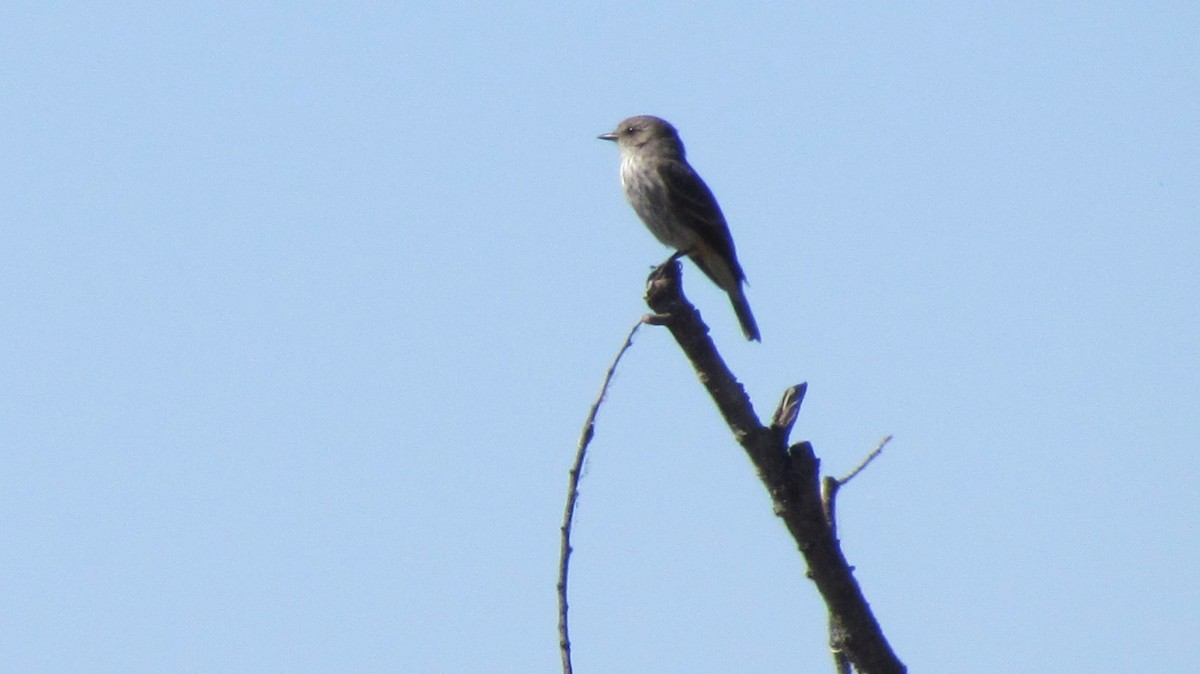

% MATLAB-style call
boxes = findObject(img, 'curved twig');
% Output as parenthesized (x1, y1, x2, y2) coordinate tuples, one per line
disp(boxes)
(557, 321, 641, 674)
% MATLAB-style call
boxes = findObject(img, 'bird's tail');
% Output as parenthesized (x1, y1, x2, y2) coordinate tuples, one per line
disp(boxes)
(729, 286, 761, 342)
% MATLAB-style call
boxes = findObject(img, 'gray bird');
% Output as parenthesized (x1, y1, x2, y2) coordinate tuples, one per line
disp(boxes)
(599, 115, 760, 341)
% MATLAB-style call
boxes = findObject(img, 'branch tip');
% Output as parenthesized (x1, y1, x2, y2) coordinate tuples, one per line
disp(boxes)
(641, 312, 672, 326)
(771, 383, 809, 436)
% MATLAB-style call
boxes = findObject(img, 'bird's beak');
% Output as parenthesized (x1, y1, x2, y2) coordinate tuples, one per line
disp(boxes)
(597, 132, 617, 142)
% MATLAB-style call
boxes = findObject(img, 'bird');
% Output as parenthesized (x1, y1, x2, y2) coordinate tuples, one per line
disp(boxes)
(599, 115, 760, 341)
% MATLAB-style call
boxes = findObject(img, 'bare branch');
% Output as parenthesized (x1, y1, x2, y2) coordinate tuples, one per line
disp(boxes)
(838, 435, 894, 487)
(557, 320, 641, 674)
(823, 435, 895, 537)
(642, 259, 906, 674)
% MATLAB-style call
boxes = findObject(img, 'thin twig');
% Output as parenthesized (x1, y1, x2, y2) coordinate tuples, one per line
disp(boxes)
(823, 435, 895, 543)
(838, 435, 893, 486)
(557, 320, 641, 674)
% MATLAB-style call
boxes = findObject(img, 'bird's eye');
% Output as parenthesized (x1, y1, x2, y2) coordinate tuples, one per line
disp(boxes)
(625, 126, 637, 134)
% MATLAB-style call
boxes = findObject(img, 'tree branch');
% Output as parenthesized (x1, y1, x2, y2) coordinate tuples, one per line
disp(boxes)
(823, 435, 894, 539)
(558, 321, 642, 674)
(644, 260, 906, 674)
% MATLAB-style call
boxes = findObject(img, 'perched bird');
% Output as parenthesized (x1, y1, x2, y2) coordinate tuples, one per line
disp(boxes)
(599, 115, 760, 341)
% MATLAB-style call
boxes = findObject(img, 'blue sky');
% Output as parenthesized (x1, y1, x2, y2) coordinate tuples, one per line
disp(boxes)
(2, 3, 1198, 672)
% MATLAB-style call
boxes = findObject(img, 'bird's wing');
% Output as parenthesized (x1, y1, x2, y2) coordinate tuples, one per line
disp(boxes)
(659, 160, 745, 284)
